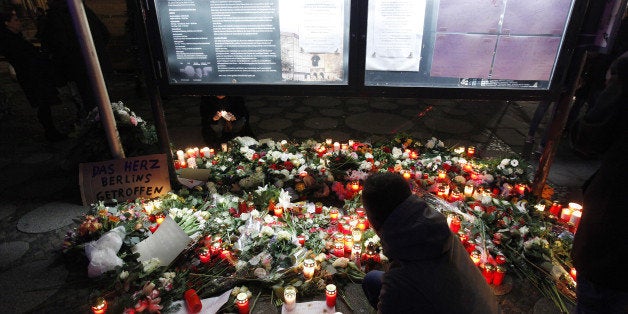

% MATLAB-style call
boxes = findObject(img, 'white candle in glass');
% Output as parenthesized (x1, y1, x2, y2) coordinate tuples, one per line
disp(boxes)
(284, 286, 297, 311)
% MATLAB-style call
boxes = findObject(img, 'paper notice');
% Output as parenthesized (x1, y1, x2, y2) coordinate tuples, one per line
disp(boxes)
(133, 216, 191, 266)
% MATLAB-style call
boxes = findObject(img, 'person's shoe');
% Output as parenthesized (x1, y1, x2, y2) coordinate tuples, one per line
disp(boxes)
(45, 130, 68, 142)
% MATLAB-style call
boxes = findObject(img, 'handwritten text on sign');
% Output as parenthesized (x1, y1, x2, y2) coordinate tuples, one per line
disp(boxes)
(79, 154, 171, 205)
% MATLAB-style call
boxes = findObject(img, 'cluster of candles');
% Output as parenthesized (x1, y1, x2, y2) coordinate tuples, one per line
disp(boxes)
(329, 208, 369, 261)
(448, 215, 507, 286)
(282, 284, 337, 311)
(453, 145, 476, 158)
(542, 202, 583, 232)
(197, 235, 232, 264)
(173, 145, 230, 169)
(148, 212, 166, 233)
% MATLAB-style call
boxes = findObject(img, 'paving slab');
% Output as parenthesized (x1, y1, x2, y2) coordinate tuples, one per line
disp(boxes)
(257, 132, 290, 141)
(294, 106, 315, 113)
(303, 96, 342, 108)
(258, 118, 293, 131)
(258, 107, 284, 115)
(285, 112, 306, 120)
(12, 177, 69, 200)
(369, 101, 398, 111)
(0, 241, 29, 268)
(0, 258, 68, 313)
(292, 129, 317, 139)
(319, 108, 345, 118)
(424, 116, 475, 134)
(303, 117, 338, 130)
(0, 204, 16, 221)
(319, 130, 351, 142)
(17, 202, 87, 234)
(346, 112, 412, 134)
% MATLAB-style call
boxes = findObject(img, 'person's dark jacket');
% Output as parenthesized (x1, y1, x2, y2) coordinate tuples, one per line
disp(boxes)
(377, 195, 499, 313)
(0, 26, 58, 108)
(570, 52, 628, 292)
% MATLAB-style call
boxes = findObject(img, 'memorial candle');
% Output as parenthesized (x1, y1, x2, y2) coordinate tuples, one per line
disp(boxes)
(466, 146, 475, 158)
(333, 142, 340, 151)
(560, 207, 572, 222)
(344, 234, 354, 252)
(493, 266, 506, 286)
(570, 267, 577, 281)
(356, 207, 365, 217)
(91, 297, 107, 314)
(325, 138, 333, 146)
(198, 247, 211, 264)
(329, 209, 339, 222)
(569, 210, 582, 229)
(326, 284, 337, 308)
(463, 184, 474, 197)
(402, 171, 412, 180)
(438, 170, 447, 180)
(302, 259, 315, 279)
(549, 201, 562, 216)
(297, 235, 305, 246)
(284, 286, 296, 311)
(274, 206, 283, 218)
(351, 243, 362, 261)
(449, 216, 461, 234)
(470, 251, 481, 266)
(236, 292, 250, 314)
(176, 150, 185, 163)
(352, 229, 362, 242)
(334, 242, 345, 257)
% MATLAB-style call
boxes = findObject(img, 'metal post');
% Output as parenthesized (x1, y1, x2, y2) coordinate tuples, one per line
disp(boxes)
(67, 0, 125, 159)
(531, 51, 588, 196)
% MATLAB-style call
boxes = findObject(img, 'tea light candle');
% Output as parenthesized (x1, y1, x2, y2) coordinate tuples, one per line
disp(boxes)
(341, 143, 349, 151)
(325, 138, 333, 146)
(357, 219, 366, 231)
(333, 142, 340, 151)
(236, 292, 250, 314)
(569, 267, 577, 281)
(91, 297, 108, 314)
(349, 181, 360, 191)
(315, 202, 323, 214)
(326, 284, 337, 308)
(348, 139, 354, 148)
(516, 184, 526, 195)
(221, 143, 228, 152)
(302, 259, 315, 279)
(463, 163, 473, 173)
(284, 286, 297, 311)
(409, 150, 418, 159)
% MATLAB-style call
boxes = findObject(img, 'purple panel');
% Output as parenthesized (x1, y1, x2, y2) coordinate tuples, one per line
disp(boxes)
(431, 33, 497, 78)
(492, 36, 561, 81)
(502, 0, 573, 35)
(436, 0, 504, 34)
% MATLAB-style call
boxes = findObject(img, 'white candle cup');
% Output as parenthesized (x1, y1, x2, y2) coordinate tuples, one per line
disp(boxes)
(221, 143, 228, 152)
(302, 259, 315, 279)
(176, 150, 185, 163)
(569, 210, 582, 227)
(284, 286, 297, 311)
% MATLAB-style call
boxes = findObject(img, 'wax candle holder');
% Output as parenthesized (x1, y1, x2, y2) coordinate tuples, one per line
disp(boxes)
(236, 292, 249, 314)
(302, 259, 315, 279)
(284, 286, 297, 311)
(91, 297, 108, 314)
(326, 284, 337, 308)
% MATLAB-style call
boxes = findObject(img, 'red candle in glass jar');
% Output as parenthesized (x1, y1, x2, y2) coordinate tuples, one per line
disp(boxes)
(326, 284, 337, 308)
(315, 202, 323, 214)
(356, 208, 365, 217)
(297, 235, 306, 246)
(274, 206, 283, 218)
(357, 219, 366, 231)
(466, 146, 475, 158)
(495, 254, 506, 265)
(236, 292, 249, 314)
(493, 266, 506, 286)
(549, 202, 561, 216)
(329, 209, 339, 222)
(569, 267, 577, 281)
(482, 264, 495, 284)
(334, 242, 345, 257)
(449, 216, 461, 234)
(184, 289, 202, 313)
(199, 248, 211, 263)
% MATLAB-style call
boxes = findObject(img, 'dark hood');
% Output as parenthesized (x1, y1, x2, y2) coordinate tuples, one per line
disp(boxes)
(379, 194, 453, 261)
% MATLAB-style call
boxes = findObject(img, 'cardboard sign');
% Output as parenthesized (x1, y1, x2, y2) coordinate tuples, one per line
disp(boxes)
(178, 168, 212, 188)
(79, 154, 171, 206)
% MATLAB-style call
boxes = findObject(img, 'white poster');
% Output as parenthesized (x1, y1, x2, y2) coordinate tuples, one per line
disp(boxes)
(366, 0, 426, 71)
(298, 0, 345, 53)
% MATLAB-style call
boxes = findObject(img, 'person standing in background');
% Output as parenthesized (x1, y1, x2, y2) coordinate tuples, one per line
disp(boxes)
(0, 8, 67, 141)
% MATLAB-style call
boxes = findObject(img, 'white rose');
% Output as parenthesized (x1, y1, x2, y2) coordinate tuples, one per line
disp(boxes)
(510, 159, 519, 167)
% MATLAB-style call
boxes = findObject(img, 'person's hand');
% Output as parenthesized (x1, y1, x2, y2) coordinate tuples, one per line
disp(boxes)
(212, 111, 222, 121)
(213, 111, 236, 121)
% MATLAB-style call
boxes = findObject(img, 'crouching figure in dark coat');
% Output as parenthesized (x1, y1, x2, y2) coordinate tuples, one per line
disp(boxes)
(361, 172, 499, 313)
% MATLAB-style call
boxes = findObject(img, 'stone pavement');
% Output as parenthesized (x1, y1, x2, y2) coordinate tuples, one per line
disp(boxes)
(0, 60, 596, 312)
